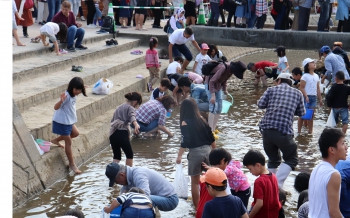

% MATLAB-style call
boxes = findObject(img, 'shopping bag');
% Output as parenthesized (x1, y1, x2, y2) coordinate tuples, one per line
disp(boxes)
(92, 78, 114, 95)
(326, 110, 337, 127)
(174, 164, 189, 200)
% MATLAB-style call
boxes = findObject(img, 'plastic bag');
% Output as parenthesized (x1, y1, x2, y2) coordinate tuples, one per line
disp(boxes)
(174, 164, 189, 199)
(326, 110, 336, 127)
(92, 78, 114, 95)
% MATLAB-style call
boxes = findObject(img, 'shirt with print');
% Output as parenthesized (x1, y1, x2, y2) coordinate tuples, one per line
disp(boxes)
(255, 0, 268, 17)
(166, 61, 181, 75)
(136, 100, 167, 126)
(252, 173, 281, 218)
(52, 91, 77, 125)
(195, 53, 212, 75)
(258, 83, 305, 135)
(224, 160, 250, 192)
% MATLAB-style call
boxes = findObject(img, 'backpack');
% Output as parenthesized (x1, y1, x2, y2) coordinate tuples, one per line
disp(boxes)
(202, 61, 227, 76)
(101, 16, 116, 38)
(163, 19, 170, 33)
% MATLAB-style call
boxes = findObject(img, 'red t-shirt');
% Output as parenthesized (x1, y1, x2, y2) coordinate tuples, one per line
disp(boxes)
(52, 11, 77, 28)
(254, 61, 277, 72)
(196, 180, 213, 218)
(251, 173, 281, 218)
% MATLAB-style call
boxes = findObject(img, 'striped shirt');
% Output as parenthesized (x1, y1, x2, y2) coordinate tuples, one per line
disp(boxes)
(145, 49, 160, 68)
(117, 192, 152, 205)
(258, 83, 306, 135)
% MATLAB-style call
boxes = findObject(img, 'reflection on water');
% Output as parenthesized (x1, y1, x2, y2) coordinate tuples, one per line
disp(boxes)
(14, 49, 345, 218)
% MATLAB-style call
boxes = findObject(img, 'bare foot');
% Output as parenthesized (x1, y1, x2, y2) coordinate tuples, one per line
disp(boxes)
(69, 164, 82, 174)
(17, 43, 26, 46)
(50, 139, 65, 148)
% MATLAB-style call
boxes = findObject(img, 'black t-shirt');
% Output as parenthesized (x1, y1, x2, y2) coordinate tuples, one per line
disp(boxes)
(180, 118, 214, 149)
(202, 195, 246, 218)
(327, 83, 350, 108)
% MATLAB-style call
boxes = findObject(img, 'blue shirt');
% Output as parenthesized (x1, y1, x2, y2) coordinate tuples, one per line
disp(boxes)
(190, 83, 208, 104)
(335, 160, 350, 218)
(325, 52, 350, 83)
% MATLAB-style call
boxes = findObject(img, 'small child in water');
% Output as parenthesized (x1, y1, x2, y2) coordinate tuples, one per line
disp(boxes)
(104, 187, 155, 218)
(150, 78, 171, 100)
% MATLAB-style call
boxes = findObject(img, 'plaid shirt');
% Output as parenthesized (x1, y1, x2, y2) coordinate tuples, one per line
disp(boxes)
(255, 0, 268, 17)
(258, 83, 305, 135)
(136, 100, 167, 126)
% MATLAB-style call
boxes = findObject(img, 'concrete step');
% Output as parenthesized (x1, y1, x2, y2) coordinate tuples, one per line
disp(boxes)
(14, 45, 152, 112)
(25, 63, 168, 140)
(13, 37, 140, 84)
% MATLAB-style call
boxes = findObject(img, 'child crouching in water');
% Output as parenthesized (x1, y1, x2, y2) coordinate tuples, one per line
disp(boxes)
(104, 187, 155, 218)
(145, 37, 160, 92)
(150, 78, 171, 100)
(39, 22, 67, 55)
(51, 77, 87, 174)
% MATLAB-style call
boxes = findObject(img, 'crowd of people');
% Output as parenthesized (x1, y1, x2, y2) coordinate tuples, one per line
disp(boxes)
(47, 22, 350, 216)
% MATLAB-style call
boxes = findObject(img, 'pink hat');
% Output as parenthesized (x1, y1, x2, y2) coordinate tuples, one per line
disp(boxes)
(201, 43, 209, 50)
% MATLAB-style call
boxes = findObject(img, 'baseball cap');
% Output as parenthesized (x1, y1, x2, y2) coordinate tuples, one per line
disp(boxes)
(275, 72, 294, 83)
(201, 43, 209, 50)
(319, 45, 331, 54)
(274, 45, 285, 52)
(200, 167, 227, 186)
(302, 58, 316, 68)
(105, 162, 121, 187)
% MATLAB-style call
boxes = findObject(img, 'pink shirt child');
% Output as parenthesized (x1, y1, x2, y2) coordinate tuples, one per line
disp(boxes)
(186, 71, 203, 84)
(225, 160, 250, 192)
(145, 49, 160, 69)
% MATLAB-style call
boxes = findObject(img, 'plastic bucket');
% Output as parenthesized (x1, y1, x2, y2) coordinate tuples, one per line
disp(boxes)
(221, 94, 234, 114)
(301, 103, 314, 120)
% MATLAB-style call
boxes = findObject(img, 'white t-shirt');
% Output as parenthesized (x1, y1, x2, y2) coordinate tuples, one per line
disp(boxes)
(211, 50, 223, 61)
(277, 56, 289, 74)
(52, 91, 77, 125)
(40, 22, 60, 36)
(166, 61, 181, 75)
(308, 161, 340, 218)
(168, 29, 195, 45)
(301, 73, 320, 96)
(195, 54, 212, 75)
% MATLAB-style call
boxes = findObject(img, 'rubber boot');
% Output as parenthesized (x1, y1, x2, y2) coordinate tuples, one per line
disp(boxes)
(213, 19, 219, 27)
(268, 168, 277, 174)
(206, 18, 213, 26)
(276, 163, 292, 190)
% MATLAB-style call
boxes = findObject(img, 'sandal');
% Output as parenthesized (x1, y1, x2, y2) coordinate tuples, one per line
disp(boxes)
(30, 37, 41, 43)
(106, 39, 118, 46)
(130, 49, 143, 55)
(72, 65, 83, 72)
(159, 55, 169, 59)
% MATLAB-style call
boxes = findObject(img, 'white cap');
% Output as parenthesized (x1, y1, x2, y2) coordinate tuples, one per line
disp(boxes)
(275, 73, 293, 82)
(302, 58, 316, 68)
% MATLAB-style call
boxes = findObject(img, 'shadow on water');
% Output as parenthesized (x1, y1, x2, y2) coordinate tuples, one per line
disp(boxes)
(14, 49, 346, 218)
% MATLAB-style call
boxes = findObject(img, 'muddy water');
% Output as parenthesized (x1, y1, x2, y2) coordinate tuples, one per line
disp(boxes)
(14, 49, 342, 218)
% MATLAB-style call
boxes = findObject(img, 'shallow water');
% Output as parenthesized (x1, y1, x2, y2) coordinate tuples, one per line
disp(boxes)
(14, 49, 344, 218)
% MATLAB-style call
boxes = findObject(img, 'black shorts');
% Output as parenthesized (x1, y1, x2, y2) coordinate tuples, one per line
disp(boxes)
(135, 9, 147, 15)
(184, 1, 196, 17)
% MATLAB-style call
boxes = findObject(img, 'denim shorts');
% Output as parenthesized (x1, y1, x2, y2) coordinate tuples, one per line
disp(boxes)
(304, 95, 317, 109)
(131, 119, 159, 132)
(41, 31, 57, 42)
(205, 84, 223, 114)
(333, 108, 349, 124)
(52, 121, 72, 136)
(121, 207, 154, 218)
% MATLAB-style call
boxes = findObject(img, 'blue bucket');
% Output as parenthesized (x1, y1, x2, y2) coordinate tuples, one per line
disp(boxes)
(301, 104, 314, 120)
(221, 94, 234, 114)
(101, 205, 123, 218)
